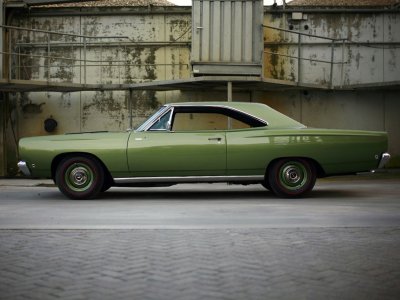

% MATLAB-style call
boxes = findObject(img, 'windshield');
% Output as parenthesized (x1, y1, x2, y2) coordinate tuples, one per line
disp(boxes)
(135, 106, 169, 131)
(148, 110, 172, 131)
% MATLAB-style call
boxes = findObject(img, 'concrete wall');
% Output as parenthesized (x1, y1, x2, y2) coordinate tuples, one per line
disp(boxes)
(11, 7, 192, 136)
(263, 11, 400, 87)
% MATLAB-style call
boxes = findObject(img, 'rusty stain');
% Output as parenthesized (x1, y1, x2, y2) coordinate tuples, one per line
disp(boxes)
(264, 44, 294, 81)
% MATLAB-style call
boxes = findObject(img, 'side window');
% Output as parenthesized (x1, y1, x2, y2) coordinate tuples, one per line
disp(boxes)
(172, 112, 251, 131)
(173, 113, 226, 131)
(231, 118, 251, 130)
(149, 110, 171, 131)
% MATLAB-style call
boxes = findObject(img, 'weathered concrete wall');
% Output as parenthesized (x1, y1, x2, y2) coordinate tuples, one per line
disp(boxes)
(264, 11, 400, 87)
(11, 7, 192, 136)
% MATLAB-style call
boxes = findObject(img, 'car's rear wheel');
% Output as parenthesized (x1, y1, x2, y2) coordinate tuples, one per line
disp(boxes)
(268, 158, 316, 198)
(55, 155, 104, 200)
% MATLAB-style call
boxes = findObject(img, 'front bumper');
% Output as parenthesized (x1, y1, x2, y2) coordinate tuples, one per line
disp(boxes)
(377, 153, 391, 169)
(17, 161, 31, 176)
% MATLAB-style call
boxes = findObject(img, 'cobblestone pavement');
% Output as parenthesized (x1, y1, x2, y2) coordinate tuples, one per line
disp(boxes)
(1, 228, 400, 300)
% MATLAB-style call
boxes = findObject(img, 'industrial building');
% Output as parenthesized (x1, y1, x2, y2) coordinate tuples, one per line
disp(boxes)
(0, 0, 399, 176)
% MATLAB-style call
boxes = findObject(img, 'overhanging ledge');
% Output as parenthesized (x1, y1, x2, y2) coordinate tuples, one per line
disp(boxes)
(0, 77, 266, 93)
(1, 77, 398, 93)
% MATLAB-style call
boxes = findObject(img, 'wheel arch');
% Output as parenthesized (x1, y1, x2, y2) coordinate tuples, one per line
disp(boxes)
(51, 152, 113, 184)
(266, 156, 326, 179)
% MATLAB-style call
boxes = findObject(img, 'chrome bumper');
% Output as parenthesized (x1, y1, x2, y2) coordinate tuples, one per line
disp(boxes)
(17, 161, 31, 176)
(378, 153, 391, 169)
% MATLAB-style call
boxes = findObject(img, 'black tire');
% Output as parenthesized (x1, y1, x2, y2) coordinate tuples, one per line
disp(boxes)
(55, 155, 105, 200)
(101, 177, 113, 192)
(261, 180, 271, 191)
(268, 158, 316, 198)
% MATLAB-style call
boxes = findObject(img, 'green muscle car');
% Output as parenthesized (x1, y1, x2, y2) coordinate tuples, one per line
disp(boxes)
(18, 102, 390, 199)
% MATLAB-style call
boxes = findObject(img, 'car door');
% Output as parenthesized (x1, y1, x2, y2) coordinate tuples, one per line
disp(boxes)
(127, 108, 226, 177)
(225, 129, 270, 176)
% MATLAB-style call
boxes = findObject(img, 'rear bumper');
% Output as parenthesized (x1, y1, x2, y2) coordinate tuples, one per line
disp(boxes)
(17, 161, 31, 176)
(378, 153, 391, 169)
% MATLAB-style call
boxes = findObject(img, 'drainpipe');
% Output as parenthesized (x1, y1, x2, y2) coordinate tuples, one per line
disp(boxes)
(128, 89, 134, 130)
(227, 81, 232, 102)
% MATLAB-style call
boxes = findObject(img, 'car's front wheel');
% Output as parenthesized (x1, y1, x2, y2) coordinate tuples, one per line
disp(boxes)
(268, 158, 316, 198)
(55, 155, 104, 200)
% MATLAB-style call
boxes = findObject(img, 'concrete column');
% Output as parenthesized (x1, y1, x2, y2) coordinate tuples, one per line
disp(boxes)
(0, 0, 4, 176)
(0, 0, 3, 78)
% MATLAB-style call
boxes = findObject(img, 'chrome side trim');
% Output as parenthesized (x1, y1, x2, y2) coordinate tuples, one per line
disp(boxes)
(114, 175, 264, 184)
(17, 161, 31, 176)
(378, 153, 391, 169)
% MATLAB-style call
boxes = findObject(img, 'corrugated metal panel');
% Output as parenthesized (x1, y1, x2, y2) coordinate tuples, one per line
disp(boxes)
(192, 0, 263, 75)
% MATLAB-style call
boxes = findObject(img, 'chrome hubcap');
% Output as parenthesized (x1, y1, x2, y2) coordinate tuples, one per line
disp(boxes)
(279, 162, 307, 190)
(283, 166, 302, 184)
(69, 167, 89, 186)
(65, 163, 94, 192)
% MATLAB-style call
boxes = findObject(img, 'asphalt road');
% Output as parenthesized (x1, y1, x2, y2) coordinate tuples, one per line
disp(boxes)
(0, 175, 400, 229)
(1, 174, 400, 300)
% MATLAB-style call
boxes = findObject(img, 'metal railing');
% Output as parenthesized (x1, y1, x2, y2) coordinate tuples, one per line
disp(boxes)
(1, 24, 190, 86)
(263, 25, 347, 88)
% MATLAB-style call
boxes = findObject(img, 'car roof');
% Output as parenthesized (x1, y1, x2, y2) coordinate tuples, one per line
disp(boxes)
(167, 102, 305, 129)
